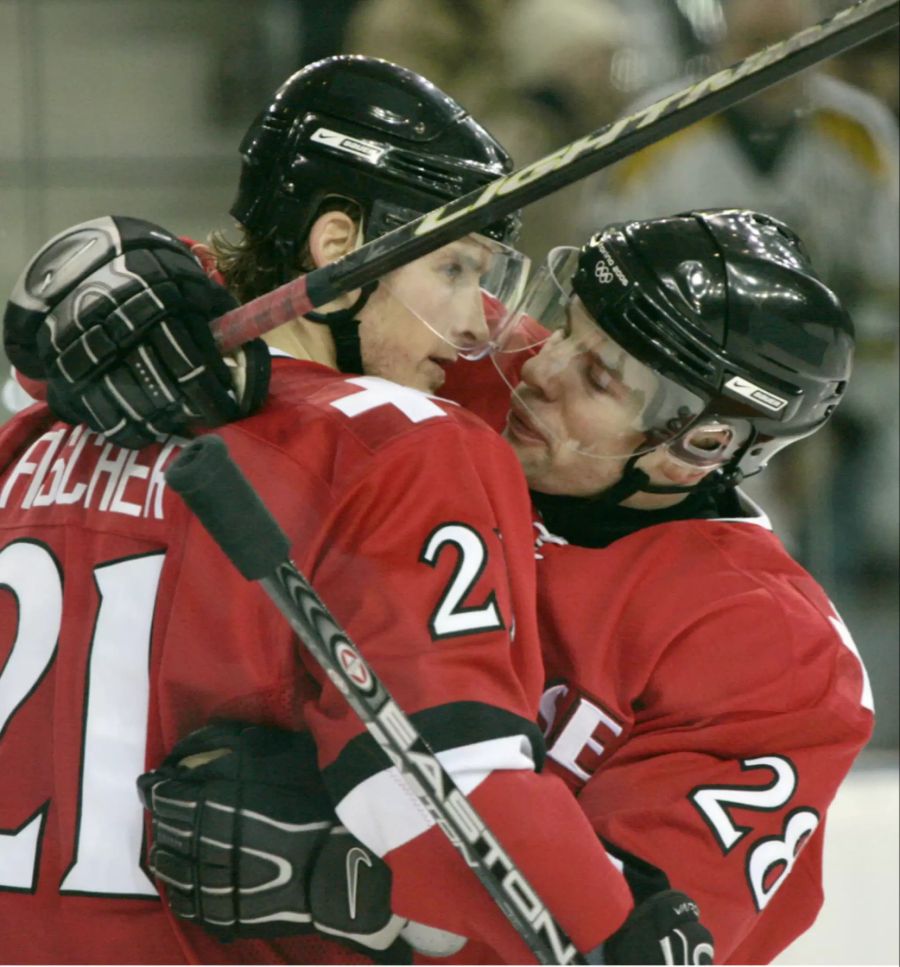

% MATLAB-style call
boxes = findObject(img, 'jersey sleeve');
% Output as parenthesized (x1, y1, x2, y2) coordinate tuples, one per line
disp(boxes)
(573, 592, 874, 964)
(12, 369, 47, 403)
(290, 420, 633, 960)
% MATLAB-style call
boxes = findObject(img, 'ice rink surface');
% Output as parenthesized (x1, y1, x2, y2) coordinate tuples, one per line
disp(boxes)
(774, 751, 899, 966)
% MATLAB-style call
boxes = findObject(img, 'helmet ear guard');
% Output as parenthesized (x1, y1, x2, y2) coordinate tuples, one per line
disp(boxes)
(663, 420, 752, 471)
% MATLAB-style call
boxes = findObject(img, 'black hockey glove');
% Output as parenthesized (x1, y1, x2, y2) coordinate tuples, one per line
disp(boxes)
(601, 889, 715, 965)
(137, 721, 464, 961)
(3, 215, 270, 448)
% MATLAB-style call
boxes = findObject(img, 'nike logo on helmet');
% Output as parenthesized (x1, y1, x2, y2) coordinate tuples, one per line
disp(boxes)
(345, 845, 373, 920)
(724, 375, 788, 412)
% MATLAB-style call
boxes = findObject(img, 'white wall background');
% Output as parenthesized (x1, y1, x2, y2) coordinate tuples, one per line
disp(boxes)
(775, 754, 899, 966)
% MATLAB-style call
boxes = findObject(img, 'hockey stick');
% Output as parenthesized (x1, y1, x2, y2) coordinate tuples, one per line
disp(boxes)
(165, 434, 585, 966)
(211, 0, 898, 353)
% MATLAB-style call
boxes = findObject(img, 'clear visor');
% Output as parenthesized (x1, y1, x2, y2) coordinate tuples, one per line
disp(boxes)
(492, 247, 716, 460)
(379, 233, 530, 360)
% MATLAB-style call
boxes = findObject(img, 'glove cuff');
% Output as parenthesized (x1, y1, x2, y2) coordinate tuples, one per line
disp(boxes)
(235, 340, 272, 418)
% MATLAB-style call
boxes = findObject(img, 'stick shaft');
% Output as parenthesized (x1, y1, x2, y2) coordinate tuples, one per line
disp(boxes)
(212, 0, 898, 353)
(261, 566, 583, 965)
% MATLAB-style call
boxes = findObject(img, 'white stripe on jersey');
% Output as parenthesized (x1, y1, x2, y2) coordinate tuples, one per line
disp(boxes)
(334, 734, 536, 857)
(714, 488, 773, 530)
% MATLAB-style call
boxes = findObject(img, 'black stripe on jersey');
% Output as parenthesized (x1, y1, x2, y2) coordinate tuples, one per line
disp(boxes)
(601, 837, 672, 904)
(322, 700, 546, 804)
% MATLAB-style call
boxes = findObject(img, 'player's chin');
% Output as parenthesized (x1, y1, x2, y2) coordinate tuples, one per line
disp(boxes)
(421, 359, 447, 393)
(507, 446, 554, 492)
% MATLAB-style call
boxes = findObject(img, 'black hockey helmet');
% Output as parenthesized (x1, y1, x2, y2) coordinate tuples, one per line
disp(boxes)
(568, 209, 854, 480)
(231, 54, 520, 258)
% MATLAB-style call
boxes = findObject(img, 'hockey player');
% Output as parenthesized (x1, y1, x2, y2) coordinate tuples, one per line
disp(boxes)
(6, 55, 529, 447)
(0, 57, 713, 965)
(487, 209, 874, 962)
(132, 211, 871, 963)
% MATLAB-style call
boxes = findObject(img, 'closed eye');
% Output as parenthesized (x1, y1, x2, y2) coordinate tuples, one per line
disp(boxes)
(587, 355, 629, 400)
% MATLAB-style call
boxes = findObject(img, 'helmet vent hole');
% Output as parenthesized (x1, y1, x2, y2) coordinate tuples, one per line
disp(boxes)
(388, 152, 466, 193)
(760, 352, 799, 375)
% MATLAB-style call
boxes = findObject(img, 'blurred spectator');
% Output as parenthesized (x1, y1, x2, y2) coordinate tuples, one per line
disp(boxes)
(581, 0, 899, 593)
(494, 0, 630, 258)
(500, 0, 630, 139)
(827, 29, 900, 120)
(343, 0, 630, 261)
(295, 0, 363, 63)
(343, 0, 518, 116)
(209, 0, 364, 127)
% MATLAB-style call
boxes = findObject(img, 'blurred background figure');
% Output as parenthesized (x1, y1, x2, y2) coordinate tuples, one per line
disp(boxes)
(582, 0, 900, 635)
(0, 0, 896, 752)
(343, 0, 631, 261)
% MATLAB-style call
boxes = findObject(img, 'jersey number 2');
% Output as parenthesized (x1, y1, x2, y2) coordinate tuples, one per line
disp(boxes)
(0, 539, 161, 898)
(420, 524, 505, 640)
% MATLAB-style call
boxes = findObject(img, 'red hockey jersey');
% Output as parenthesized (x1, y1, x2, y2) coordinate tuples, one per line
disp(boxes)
(531, 498, 874, 964)
(0, 357, 632, 964)
(440, 344, 874, 963)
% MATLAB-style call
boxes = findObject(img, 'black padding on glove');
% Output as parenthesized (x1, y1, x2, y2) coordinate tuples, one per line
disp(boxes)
(137, 721, 334, 941)
(136, 720, 413, 962)
(601, 890, 715, 965)
(3, 215, 270, 448)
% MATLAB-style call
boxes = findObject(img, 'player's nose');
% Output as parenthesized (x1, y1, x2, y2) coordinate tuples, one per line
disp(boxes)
(522, 332, 578, 399)
(520, 348, 563, 402)
(450, 289, 490, 350)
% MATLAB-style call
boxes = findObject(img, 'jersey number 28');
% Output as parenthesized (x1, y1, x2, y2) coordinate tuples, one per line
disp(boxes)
(690, 755, 819, 912)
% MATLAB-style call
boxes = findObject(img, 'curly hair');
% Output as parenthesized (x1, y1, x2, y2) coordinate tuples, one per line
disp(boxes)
(208, 197, 362, 305)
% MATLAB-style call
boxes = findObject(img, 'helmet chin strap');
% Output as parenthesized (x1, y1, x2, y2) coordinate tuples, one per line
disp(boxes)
(584, 454, 652, 511)
(529, 447, 749, 549)
(273, 219, 378, 376)
(303, 282, 378, 375)
(588, 451, 744, 511)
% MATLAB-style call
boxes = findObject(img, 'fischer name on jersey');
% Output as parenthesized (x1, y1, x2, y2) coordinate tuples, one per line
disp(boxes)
(0, 356, 634, 964)
(0, 422, 181, 520)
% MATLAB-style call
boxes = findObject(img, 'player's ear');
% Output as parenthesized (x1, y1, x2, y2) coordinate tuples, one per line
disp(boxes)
(641, 448, 716, 488)
(308, 211, 359, 269)
(655, 457, 712, 487)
